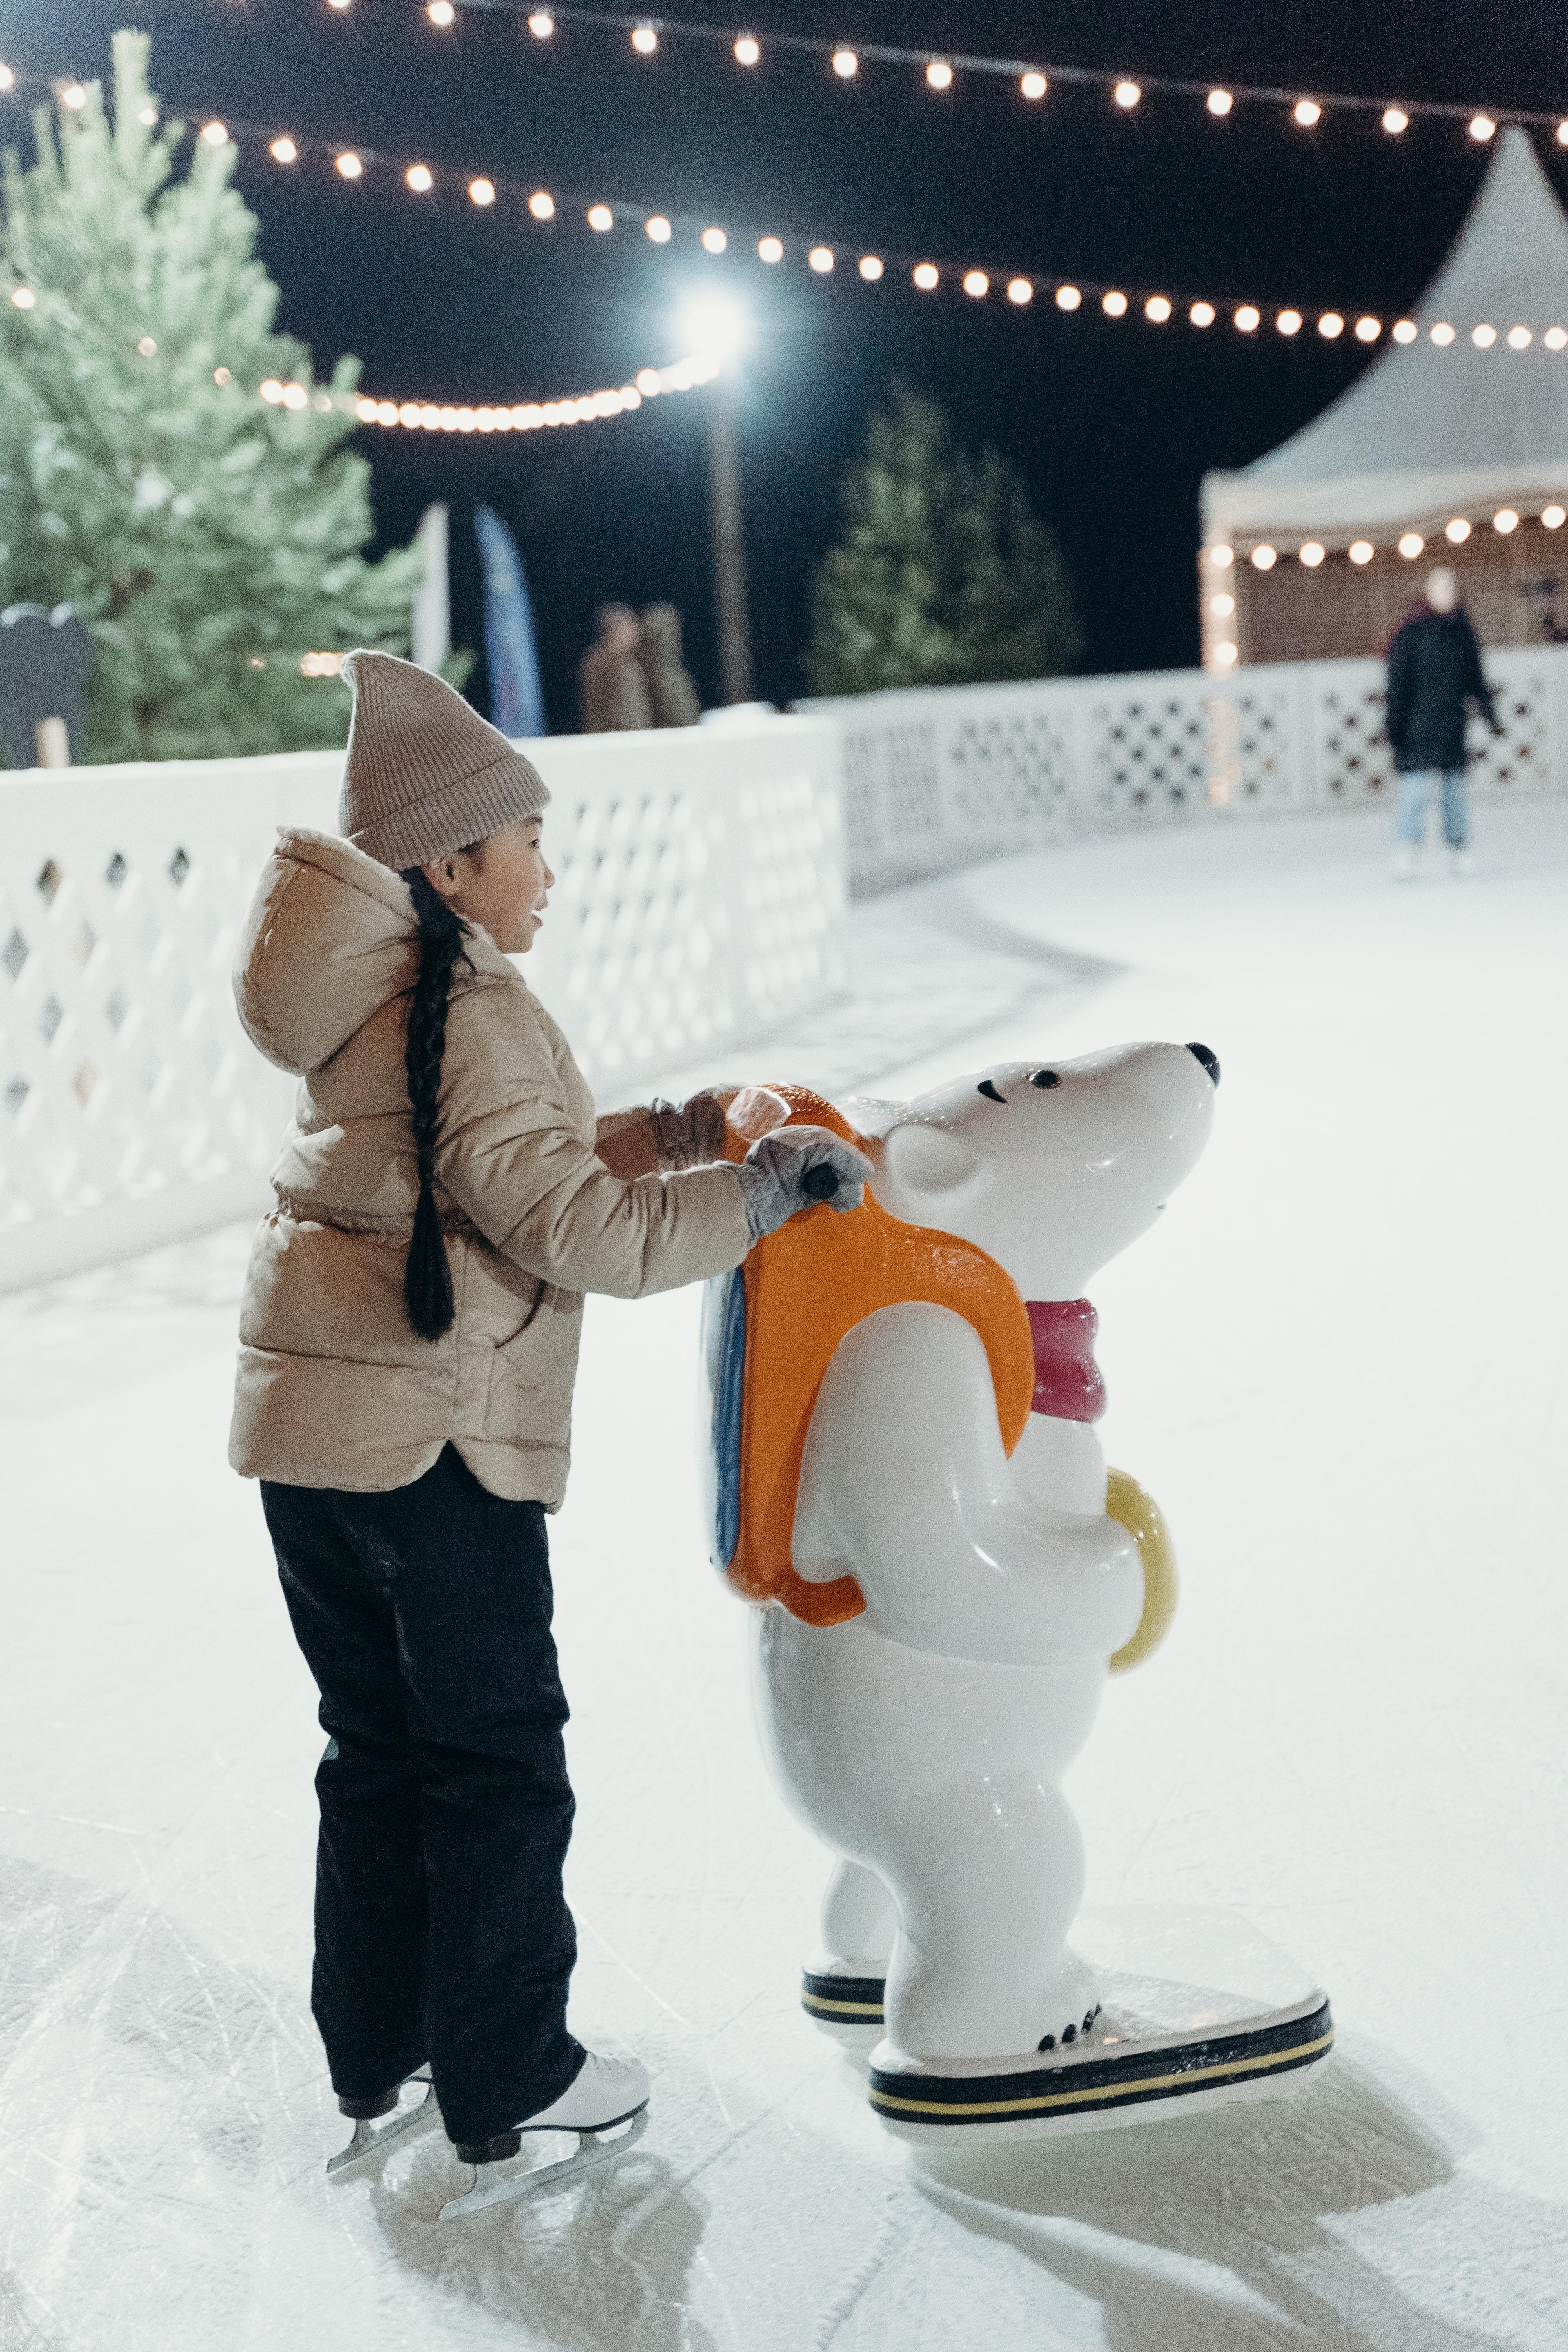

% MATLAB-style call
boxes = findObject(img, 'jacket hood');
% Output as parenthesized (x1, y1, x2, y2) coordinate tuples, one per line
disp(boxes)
(233, 826, 513, 1076)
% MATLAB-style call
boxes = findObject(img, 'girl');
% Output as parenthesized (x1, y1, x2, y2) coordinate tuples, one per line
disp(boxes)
(229, 650, 867, 2187)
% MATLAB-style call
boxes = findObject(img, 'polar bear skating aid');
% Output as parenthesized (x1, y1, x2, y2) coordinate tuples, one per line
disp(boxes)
(698, 1045, 1333, 2143)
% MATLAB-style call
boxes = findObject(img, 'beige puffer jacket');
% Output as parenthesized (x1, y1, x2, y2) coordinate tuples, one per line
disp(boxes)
(229, 828, 750, 1503)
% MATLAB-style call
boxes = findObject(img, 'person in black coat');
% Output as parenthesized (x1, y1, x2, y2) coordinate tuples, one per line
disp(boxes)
(1385, 566, 1500, 879)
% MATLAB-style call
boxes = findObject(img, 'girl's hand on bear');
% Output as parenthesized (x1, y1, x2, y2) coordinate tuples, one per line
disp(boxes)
(736, 1129, 873, 1242)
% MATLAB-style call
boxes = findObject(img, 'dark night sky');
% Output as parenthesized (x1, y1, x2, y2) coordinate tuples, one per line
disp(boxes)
(3, 0, 1565, 724)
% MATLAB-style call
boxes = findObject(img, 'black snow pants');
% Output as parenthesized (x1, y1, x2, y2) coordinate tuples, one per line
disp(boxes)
(263, 1443, 584, 2147)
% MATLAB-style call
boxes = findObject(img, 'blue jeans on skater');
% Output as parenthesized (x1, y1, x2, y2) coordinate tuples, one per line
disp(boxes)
(263, 1444, 584, 2147)
(1396, 768, 1469, 848)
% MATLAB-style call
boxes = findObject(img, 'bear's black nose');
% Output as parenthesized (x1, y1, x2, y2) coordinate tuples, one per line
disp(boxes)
(1186, 1042, 1220, 1086)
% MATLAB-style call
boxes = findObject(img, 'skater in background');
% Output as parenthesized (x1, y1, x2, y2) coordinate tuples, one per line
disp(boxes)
(228, 651, 867, 2200)
(577, 602, 655, 732)
(637, 602, 703, 727)
(1385, 566, 1500, 880)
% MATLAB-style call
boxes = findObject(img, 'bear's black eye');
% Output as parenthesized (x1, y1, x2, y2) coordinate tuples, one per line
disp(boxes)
(976, 1079, 1006, 1103)
(1030, 1069, 1061, 1089)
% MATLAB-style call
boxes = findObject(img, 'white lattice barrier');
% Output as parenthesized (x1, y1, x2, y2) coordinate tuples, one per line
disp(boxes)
(0, 715, 846, 1292)
(809, 642, 1568, 894)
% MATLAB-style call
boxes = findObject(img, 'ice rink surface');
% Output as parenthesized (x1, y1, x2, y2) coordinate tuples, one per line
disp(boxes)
(3, 801, 1566, 2352)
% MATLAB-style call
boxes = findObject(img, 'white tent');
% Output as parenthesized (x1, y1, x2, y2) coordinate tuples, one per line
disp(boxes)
(1203, 129, 1568, 542)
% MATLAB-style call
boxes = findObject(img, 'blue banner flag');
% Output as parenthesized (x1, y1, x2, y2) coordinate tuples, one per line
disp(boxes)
(473, 506, 546, 739)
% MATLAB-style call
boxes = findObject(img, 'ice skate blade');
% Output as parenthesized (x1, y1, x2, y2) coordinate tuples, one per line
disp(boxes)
(439, 2105, 648, 2222)
(802, 1968, 885, 2048)
(869, 1994, 1332, 2145)
(326, 2079, 440, 2178)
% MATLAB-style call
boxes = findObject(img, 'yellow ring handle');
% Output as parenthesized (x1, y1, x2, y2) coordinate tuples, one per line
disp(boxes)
(1105, 1467, 1179, 1674)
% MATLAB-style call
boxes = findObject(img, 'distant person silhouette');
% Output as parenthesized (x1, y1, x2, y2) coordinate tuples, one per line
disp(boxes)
(577, 604, 655, 733)
(1385, 566, 1500, 881)
(637, 604, 702, 727)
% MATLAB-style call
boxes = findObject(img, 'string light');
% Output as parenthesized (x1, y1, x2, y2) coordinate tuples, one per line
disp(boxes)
(1548, 328, 1568, 349)
(201, 120, 228, 145)
(927, 61, 953, 90)
(913, 262, 938, 289)
(1494, 508, 1519, 531)
(1355, 315, 1380, 340)
(1472, 322, 1496, 345)
(645, 214, 671, 240)
(701, 225, 726, 251)
(832, 50, 857, 77)
(428, 1, 455, 22)
(407, 163, 434, 190)
(809, 246, 834, 272)
(1007, 277, 1032, 304)
(1235, 305, 1260, 332)
(1470, 114, 1496, 140)
(1251, 545, 1277, 569)
(734, 34, 759, 65)
(1544, 506, 1566, 526)
(528, 11, 554, 31)
(1299, 542, 1325, 566)
(1145, 294, 1171, 321)
(469, 176, 495, 204)
(1293, 99, 1321, 126)
(61, 83, 87, 109)
(336, 151, 363, 178)
(1190, 300, 1215, 326)
(1393, 319, 1418, 341)
(1446, 517, 1472, 542)
(1113, 81, 1140, 109)
(1348, 541, 1374, 563)
(1508, 325, 1532, 347)
(757, 236, 783, 262)
(1020, 73, 1046, 101)
(1383, 108, 1408, 134)
(9, 286, 34, 309)
(1398, 533, 1424, 557)
(1055, 284, 1081, 310)
(963, 269, 988, 296)
(270, 136, 298, 163)
(588, 203, 613, 229)
(631, 24, 657, 53)
(1319, 312, 1344, 338)
(1103, 289, 1127, 316)
(858, 253, 883, 279)
(1277, 309, 1302, 336)
(528, 189, 554, 218)
(1206, 89, 1232, 116)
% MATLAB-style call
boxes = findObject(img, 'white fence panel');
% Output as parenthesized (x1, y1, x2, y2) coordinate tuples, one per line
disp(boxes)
(0, 716, 846, 1294)
(811, 642, 1568, 893)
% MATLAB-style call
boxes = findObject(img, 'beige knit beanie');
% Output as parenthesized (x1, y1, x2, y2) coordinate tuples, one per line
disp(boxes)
(337, 649, 550, 873)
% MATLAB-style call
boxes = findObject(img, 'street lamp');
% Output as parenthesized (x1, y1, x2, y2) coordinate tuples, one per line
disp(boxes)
(680, 295, 755, 706)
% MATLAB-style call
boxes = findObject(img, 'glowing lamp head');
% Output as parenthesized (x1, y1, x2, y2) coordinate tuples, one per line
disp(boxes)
(679, 294, 751, 362)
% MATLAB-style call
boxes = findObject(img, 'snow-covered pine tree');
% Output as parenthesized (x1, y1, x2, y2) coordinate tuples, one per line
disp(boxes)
(0, 31, 417, 762)
(804, 385, 1081, 696)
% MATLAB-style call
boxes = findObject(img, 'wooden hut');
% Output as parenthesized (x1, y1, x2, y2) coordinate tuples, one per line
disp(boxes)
(1201, 129, 1568, 668)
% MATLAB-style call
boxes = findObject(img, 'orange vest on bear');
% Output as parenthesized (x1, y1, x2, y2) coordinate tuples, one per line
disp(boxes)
(700, 1085, 1035, 1627)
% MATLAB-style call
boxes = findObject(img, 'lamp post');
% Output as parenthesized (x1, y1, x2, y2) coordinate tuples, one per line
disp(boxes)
(706, 364, 754, 706)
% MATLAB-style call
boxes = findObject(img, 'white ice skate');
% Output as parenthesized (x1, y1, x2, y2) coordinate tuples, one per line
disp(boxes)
(439, 2047, 651, 2222)
(326, 2068, 441, 2179)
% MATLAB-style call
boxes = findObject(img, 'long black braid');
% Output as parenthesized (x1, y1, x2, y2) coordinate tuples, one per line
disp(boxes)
(400, 866, 472, 1341)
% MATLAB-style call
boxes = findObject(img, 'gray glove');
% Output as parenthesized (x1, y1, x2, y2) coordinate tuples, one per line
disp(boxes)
(735, 1126, 873, 1243)
(648, 1089, 732, 1170)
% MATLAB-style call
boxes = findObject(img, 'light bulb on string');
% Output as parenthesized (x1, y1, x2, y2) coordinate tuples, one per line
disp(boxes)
(1145, 294, 1171, 321)
(702, 226, 727, 252)
(1054, 284, 1080, 310)
(913, 263, 938, 290)
(1546, 327, 1568, 349)
(1298, 543, 1325, 567)
(1383, 107, 1408, 134)
(927, 62, 953, 90)
(1558, 123, 1568, 145)
(529, 189, 554, 219)
(1445, 517, 1471, 543)
(1103, 289, 1127, 316)
(427, 1, 454, 23)
(646, 215, 671, 241)
(1469, 115, 1495, 140)
(757, 236, 783, 263)
(859, 254, 883, 279)
(469, 178, 495, 206)
(1276, 309, 1302, 336)
(734, 35, 759, 65)
(1020, 72, 1047, 100)
(10, 286, 35, 309)
(270, 136, 298, 163)
(1190, 301, 1215, 326)
(0, 63, 13, 93)
(1494, 508, 1519, 532)
(1293, 98, 1321, 126)
(963, 270, 988, 297)
(1348, 541, 1374, 564)
(1207, 89, 1232, 116)
(1508, 325, 1531, 348)
(1398, 532, 1424, 557)
(1543, 506, 1566, 527)
(1113, 81, 1140, 109)
(1393, 319, 1417, 341)
(328, 0, 351, 13)
(61, 83, 87, 109)
(528, 12, 553, 34)
(336, 151, 362, 178)
(1355, 316, 1381, 341)
(1318, 312, 1344, 338)
(832, 49, 857, 77)
(1235, 305, 1260, 332)
(588, 204, 613, 230)
(1251, 544, 1277, 569)
(407, 163, 433, 191)
(1007, 278, 1032, 304)
(632, 25, 657, 54)
(1472, 323, 1496, 347)
(809, 246, 834, 272)
(1431, 322, 1455, 343)
(201, 120, 228, 145)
